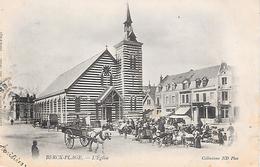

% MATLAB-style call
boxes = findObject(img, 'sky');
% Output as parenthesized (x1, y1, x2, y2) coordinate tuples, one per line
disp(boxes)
(1, 0, 259, 95)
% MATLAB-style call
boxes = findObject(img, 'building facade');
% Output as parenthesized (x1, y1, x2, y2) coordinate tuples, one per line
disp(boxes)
(154, 63, 238, 124)
(34, 4, 143, 123)
(142, 85, 157, 119)
(10, 94, 35, 121)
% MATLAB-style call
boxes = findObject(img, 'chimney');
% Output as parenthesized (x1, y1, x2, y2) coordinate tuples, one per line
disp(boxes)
(160, 75, 163, 83)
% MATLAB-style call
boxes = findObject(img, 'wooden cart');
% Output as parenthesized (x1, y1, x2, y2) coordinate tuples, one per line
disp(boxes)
(61, 125, 93, 149)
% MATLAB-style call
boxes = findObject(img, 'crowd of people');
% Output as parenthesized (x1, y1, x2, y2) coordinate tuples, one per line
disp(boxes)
(116, 117, 236, 148)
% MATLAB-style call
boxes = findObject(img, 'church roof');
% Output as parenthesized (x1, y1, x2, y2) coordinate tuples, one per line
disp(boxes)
(38, 49, 112, 100)
(147, 86, 157, 101)
(143, 86, 156, 103)
(160, 65, 223, 86)
(97, 86, 123, 104)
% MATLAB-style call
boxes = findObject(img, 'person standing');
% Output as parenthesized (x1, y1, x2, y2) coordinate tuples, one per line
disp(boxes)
(218, 129, 224, 145)
(227, 123, 235, 146)
(31, 140, 39, 159)
(10, 119, 14, 125)
(194, 129, 201, 148)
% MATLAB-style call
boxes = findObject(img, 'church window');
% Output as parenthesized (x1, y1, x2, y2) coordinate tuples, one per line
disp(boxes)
(110, 75, 113, 86)
(133, 55, 136, 69)
(130, 55, 136, 69)
(101, 74, 104, 86)
(102, 65, 111, 76)
(130, 55, 133, 69)
(101, 65, 112, 86)
(130, 96, 133, 111)
(134, 96, 137, 110)
(75, 96, 81, 112)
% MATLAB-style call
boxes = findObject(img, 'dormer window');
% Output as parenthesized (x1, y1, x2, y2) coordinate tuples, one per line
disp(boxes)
(157, 85, 163, 92)
(171, 83, 177, 90)
(195, 79, 201, 88)
(166, 83, 171, 91)
(182, 80, 190, 90)
(202, 77, 208, 87)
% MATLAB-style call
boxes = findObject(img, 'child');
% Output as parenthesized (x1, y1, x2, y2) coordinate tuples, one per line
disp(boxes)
(10, 119, 14, 125)
(32, 140, 39, 158)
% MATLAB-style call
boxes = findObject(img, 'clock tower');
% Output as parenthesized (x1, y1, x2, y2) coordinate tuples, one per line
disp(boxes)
(114, 3, 143, 118)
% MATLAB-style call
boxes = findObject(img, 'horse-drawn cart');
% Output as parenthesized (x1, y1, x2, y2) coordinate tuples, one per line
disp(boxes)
(61, 125, 93, 149)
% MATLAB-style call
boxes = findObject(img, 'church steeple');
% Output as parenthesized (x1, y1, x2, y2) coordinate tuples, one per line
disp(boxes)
(124, 3, 137, 42)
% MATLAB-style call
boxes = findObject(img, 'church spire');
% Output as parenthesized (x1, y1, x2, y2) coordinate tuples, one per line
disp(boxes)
(124, 3, 137, 42)
(124, 3, 132, 25)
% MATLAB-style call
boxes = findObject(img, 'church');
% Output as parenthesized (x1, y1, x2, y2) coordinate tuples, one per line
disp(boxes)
(34, 4, 143, 123)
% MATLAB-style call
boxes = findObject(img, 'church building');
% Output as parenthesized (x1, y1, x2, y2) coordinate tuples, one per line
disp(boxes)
(34, 4, 143, 123)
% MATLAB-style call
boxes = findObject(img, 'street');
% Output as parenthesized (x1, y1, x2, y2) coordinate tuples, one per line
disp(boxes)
(0, 124, 246, 167)
(0, 123, 234, 160)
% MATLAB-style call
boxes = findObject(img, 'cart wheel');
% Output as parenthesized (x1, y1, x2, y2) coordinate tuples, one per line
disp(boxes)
(80, 137, 91, 147)
(64, 129, 74, 149)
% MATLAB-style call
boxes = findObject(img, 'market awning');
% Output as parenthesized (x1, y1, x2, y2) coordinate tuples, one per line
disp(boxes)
(169, 115, 190, 119)
(175, 107, 190, 115)
(160, 111, 173, 117)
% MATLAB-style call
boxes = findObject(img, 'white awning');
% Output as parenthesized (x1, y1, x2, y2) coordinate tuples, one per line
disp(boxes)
(160, 111, 172, 117)
(169, 115, 190, 119)
(175, 107, 190, 115)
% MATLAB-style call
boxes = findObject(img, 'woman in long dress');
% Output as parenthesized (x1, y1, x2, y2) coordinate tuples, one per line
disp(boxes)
(194, 130, 201, 148)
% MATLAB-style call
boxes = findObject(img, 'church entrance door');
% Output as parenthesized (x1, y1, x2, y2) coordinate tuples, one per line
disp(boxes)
(106, 107, 112, 122)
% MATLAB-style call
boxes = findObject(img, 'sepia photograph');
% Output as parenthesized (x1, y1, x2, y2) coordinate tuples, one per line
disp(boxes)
(0, 0, 259, 167)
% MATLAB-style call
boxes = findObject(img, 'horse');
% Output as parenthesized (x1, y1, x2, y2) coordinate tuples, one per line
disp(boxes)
(88, 129, 112, 153)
